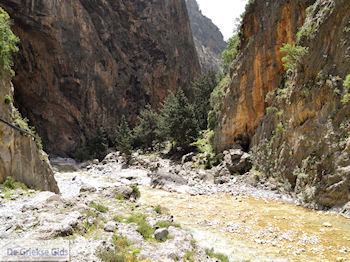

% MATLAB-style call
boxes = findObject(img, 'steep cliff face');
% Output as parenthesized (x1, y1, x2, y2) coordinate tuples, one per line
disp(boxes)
(252, 0, 350, 207)
(0, 75, 59, 193)
(0, 0, 200, 156)
(213, 0, 308, 151)
(215, 0, 349, 207)
(185, 0, 226, 72)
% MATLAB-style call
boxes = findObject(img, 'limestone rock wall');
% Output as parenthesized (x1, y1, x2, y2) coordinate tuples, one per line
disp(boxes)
(0, 0, 200, 156)
(214, 0, 349, 207)
(0, 76, 59, 193)
(251, 0, 350, 207)
(213, 0, 309, 151)
(185, 0, 226, 72)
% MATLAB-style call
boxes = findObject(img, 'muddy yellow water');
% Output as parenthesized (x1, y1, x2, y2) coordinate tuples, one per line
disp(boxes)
(140, 187, 350, 262)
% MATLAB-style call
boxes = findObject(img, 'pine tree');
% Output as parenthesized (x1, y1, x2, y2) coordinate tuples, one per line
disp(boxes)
(88, 127, 108, 161)
(133, 105, 159, 149)
(115, 115, 133, 155)
(193, 70, 218, 130)
(158, 89, 199, 149)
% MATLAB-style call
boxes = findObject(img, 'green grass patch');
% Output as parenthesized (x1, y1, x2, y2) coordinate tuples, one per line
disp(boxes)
(98, 233, 140, 262)
(125, 213, 147, 224)
(184, 251, 195, 262)
(205, 248, 229, 262)
(131, 185, 141, 199)
(154, 220, 172, 229)
(153, 205, 162, 214)
(125, 213, 157, 241)
(89, 201, 109, 213)
(115, 194, 125, 201)
(4, 94, 11, 104)
(136, 221, 154, 240)
(113, 215, 126, 223)
(1, 176, 27, 191)
(82, 209, 98, 218)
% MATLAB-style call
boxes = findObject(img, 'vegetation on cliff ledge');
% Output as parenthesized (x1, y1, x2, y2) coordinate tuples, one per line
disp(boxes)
(0, 7, 19, 77)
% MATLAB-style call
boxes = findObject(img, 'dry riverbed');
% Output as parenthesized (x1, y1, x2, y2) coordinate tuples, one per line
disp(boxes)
(0, 152, 349, 262)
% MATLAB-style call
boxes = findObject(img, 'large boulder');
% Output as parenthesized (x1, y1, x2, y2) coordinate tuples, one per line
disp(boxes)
(154, 228, 169, 241)
(111, 185, 138, 200)
(150, 169, 187, 188)
(223, 149, 251, 175)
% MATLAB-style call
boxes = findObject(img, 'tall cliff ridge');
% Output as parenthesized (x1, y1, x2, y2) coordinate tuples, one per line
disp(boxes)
(185, 0, 226, 72)
(0, 0, 200, 156)
(213, 0, 308, 151)
(215, 0, 350, 207)
(0, 76, 59, 193)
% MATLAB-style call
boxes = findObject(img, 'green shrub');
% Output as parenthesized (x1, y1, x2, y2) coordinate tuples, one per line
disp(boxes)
(89, 201, 109, 213)
(115, 194, 125, 201)
(136, 220, 154, 240)
(1, 176, 27, 190)
(3, 176, 15, 189)
(249, 139, 274, 178)
(205, 248, 229, 262)
(222, 34, 240, 73)
(115, 115, 133, 155)
(191, 130, 221, 168)
(131, 185, 141, 199)
(98, 233, 139, 262)
(154, 220, 172, 229)
(184, 251, 195, 262)
(0, 8, 19, 77)
(125, 213, 147, 224)
(125, 213, 155, 241)
(4, 94, 11, 104)
(341, 74, 350, 103)
(153, 205, 162, 214)
(280, 43, 309, 73)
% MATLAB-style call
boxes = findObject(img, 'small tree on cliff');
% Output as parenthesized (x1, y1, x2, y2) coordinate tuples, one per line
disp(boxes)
(115, 115, 133, 155)
(0, 8, 19, 77)
(158, 89, 199, 149)
(221, 34, 240, 73)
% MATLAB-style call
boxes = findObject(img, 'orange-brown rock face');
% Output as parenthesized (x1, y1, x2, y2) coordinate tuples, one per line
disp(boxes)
(0, 0, 200, 156)
(251, 0, 350, 207)
(213, 0, 307, 151)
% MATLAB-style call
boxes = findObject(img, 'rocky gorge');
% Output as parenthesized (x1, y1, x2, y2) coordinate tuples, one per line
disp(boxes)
(0, 0, 349, 261)
(1, 152, 350, 261)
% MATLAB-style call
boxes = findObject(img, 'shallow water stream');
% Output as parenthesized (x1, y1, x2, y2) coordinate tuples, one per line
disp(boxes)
(140, 187, 350, 262)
